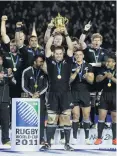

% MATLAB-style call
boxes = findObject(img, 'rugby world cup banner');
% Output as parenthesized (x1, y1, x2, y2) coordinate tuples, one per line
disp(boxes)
(11, 98, 40, 151)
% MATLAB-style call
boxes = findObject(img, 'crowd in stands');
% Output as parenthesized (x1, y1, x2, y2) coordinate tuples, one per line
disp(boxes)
(0, 1, 116, 52)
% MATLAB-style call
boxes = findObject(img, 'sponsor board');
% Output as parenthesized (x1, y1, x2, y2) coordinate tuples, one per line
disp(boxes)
(11, 98, 40, 151)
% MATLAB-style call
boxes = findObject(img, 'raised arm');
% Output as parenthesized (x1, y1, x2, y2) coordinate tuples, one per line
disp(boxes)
(31, 22, 37, 37)
(64, 27, 73, 57)
(31, 22, 41, 48)
(45, 29, 57, 58)
(45, 36, 53, 58)
(79, 34, 87, 50)
(1, 15, 10, 44)
(79, 21, 92, 50)
(15, 22, 25, 48)
(44, 20, 54, 44)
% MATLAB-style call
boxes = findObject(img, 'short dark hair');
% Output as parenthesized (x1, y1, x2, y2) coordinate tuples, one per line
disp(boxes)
(107, 53, 116, 62)
(53, 46, 65, 53)
(91, 33, 103, 42)
(74, 49, 84, 54)
(10, 39, 16, 43)
(71, 37, 79, 43)
(31, 55, 45, 65)
(29, 35, 37, 41)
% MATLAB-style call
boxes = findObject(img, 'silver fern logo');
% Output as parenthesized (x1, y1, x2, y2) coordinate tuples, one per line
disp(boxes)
(16, 101, 38, 127)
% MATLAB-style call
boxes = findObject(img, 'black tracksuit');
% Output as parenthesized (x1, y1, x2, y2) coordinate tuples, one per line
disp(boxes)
(1, 42, 23, 98)
(19, 45, 45, 68)
(22, 66, 48, 142)
(0, 67, 16, 144)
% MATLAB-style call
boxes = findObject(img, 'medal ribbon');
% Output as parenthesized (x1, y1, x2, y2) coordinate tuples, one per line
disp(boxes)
(33, 49, 39, 56)
(57, 63, 62, 76)
(76, 62, 84, 82)
(93, 48, 100, 63)
(9, 53, 19, 69)
(32, 68, 40, 89)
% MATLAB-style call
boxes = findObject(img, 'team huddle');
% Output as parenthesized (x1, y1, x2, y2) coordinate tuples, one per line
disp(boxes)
(0, 15, 116, 151)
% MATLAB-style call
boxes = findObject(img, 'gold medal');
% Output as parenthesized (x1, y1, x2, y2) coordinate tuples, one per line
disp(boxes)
(108, 83, 111, 87)
(13, 68, 17, 71)
(57, 75, 61, 79)
(34, 84, 38, 88)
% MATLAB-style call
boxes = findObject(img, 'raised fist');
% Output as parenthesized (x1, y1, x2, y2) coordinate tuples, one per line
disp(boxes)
(62, 27, 68, 34)
(48, 19, 54, 29)
(16, 22, 23, 28)
(1, 15, 8, 21)
(84, 21, 92, 31)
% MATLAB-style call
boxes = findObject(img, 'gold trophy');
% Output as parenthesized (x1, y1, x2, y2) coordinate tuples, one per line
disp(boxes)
(52, 13, 69, 32)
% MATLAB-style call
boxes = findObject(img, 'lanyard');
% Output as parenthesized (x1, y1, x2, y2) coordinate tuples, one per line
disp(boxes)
(57, 63, 62, 76)
(33, 49, 39, 56)
(76, 62, 84, 82)
(32, 67, 40, 90)
(9, 53, 19, 68)
(93, 48, 100, 63)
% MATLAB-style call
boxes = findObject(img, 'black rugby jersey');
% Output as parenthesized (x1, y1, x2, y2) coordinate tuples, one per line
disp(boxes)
(46, 55, 73, 92)
(19, 45, 45, 67)
(97, 67, 116, 92)
(1, 42, 23, 85)
(71, 61, 93, 91)
(22, 66, 48, 96)
(84, 45, 108, 63)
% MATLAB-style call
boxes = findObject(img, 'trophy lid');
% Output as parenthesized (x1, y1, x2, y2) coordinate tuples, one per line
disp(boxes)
(55, 13, 64, 20)
(52, 13, 69, 27)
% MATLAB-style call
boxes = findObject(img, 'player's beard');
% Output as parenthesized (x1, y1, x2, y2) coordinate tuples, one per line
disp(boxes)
(10, 48, 16, 53)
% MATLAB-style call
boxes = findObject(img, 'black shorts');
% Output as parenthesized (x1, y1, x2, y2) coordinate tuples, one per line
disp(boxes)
(71, 91, 91, 107)
(99, 91, 116, 112)
(90, 67, 103, 92)
(46, 92, 73, 113)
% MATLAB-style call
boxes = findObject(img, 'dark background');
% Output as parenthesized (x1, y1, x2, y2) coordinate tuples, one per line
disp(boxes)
(0, 1, 116, 52)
